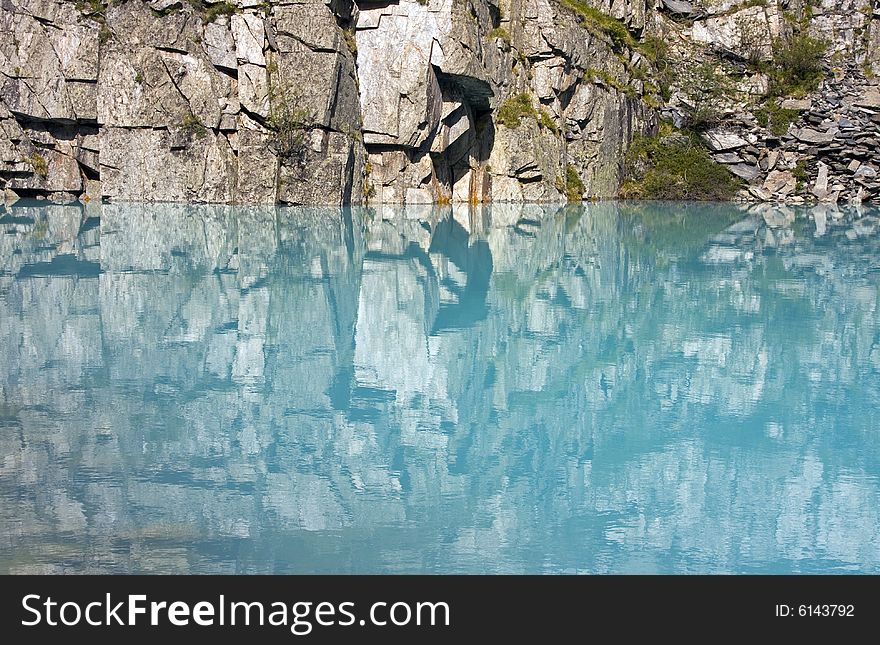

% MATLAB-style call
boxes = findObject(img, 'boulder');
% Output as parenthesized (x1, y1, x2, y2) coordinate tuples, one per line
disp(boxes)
(703, 130, 749, 151)
(793, 127, 838, 144)
(780, 98, 811, 111)
(712, 152, 744, 164)
(762, 170, 796, 196)
(660, 0, 705, 19)
(811, 162, 829, 200)
(855, 88, 880, 109)
(854, 164, 878, 179)
(728, 163, 761, 182)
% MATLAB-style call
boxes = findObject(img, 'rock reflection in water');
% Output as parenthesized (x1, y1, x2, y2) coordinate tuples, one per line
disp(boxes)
(0, 200, 879, 573)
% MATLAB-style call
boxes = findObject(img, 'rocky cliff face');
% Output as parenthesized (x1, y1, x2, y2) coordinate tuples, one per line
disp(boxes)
(1, 0, 364, 204)
(1, 1, 879, 205)
(355, 0, 655, 203)
(0, 0, 657, 204)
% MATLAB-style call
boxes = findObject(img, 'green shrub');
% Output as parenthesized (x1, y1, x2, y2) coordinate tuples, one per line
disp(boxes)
(204, 2, 236, 22)
(684, 61, 734, 131)
(560, 0, 635, 52)
(620, 132, 741, 200)
(639, 35, 673, 100)
(268, 79, 313, 163)
(639, 35, 668, 64)
(768, 34, 827, 97)
(792, 159, 808, 191)
(735, 13, 768, 69)
(754, 103, 800, 135)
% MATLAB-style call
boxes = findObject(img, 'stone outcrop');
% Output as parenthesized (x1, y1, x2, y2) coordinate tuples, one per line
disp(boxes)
(356, 0, 655, 204)
(0, 0, 364, 205)
(2, 0, 879, 204)
(0, 0, 658, 204)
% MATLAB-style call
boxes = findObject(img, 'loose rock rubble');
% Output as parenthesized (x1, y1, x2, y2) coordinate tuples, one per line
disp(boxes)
(705, 69, 880, 204)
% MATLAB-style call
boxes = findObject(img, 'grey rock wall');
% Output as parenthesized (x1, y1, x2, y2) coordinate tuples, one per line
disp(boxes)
(2, 0, 879, 204)
(0, 0, 364, 205)
(357, 0, 655, 204)
(0, 0, 657, 204)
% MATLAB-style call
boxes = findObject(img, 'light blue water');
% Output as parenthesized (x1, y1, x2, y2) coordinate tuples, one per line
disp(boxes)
(0, 200, 879, 574)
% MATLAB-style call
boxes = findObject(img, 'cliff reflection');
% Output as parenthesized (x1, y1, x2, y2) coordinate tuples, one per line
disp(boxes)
(0, 200, 879, 573)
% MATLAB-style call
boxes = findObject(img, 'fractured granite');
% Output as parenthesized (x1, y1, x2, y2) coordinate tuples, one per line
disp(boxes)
(0, 0, 364, 204)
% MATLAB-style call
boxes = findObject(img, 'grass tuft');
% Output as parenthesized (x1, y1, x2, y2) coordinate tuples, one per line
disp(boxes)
(496, 93, 535, 129)
(560, 0, 635, 52)
(29, 152, 49, 178)
(754, 103, 800, 135)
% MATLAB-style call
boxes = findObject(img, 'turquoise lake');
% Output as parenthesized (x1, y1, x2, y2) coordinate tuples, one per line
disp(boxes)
(1, 200, 879, 574)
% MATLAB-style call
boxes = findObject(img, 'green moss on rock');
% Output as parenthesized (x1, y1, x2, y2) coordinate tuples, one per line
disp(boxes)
(496, 93, 535, 129)
(487, 27, 512, 47)
(563, 164, 584, 201)
(538, 110, 560, 135)
(180, 113, 208, 138)
(29, 152, 49, 178)
(560, 0, 635, 53)
(496, 93, 560, 134)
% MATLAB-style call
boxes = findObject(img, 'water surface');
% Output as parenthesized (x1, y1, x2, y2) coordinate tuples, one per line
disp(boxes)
(1, 200, 879, 573)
